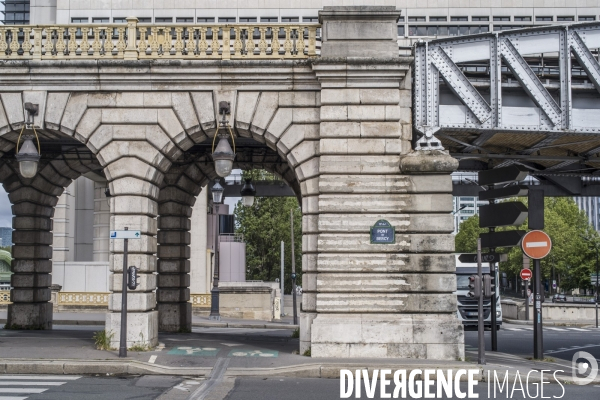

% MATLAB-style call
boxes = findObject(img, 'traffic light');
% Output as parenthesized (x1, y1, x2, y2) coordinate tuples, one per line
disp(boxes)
(467, 275, 481, 299)
(483, 274, 495, 298)
(127, 266, 140, 290)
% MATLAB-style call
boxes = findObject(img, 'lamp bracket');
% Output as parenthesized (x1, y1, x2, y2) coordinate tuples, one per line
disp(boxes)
(24, 102, 39, 129)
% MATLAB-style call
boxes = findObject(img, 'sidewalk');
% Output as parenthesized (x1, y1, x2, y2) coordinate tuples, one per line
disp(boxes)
(504, 318, 598, 327)
(0, 311, 298, 329)
(1, 323, 597, 384)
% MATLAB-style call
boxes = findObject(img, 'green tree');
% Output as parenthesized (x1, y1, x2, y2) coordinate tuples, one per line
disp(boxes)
(234, 171, 302, 294)
(455, 197, 597, 292)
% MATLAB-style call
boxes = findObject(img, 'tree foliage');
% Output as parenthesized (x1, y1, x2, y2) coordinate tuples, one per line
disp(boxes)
(455, 197, 599, 291)
(234, 171, 302, 294)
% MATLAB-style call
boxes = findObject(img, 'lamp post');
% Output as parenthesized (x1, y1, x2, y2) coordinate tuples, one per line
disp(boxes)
(16, 103, 41, 179)
(211, 101, 236, 178)
(209, 180, 224, 321)
(240, 178, 256, 207)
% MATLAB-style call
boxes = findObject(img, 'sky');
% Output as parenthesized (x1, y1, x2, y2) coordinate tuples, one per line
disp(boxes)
(0, 187, 11, 228)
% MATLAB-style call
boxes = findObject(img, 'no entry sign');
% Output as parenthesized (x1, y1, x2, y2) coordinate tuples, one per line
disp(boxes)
(520, 268, 532, 280)
(521, 230, 552, 259)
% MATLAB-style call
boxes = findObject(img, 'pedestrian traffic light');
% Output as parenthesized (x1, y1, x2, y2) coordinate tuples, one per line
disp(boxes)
(127, 266, 140, 290)
(467, 275, 481, 299)
(483, 274, 495, 298)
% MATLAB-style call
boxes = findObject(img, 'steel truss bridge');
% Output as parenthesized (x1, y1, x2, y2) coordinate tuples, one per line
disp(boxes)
(413, 22, 600, 196)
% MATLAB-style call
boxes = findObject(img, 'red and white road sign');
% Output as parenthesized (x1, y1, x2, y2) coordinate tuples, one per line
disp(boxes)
(521, 230, 552, 259)
(520, 268, 532, 280)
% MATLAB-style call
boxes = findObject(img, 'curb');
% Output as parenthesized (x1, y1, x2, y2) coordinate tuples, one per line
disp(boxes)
(194, 322, 298, 330)
(0, 359, 211, 377)
(0, 319, 298, 329)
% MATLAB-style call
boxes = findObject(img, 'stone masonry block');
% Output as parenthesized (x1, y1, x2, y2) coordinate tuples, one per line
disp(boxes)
(109, 292, 156, 312)
(319, 155, 399, 174)
(157, 259, 190, 274)
(235, 91, 260, 131)
(111, 215, 157, 235)
(111, 196, 158, 216)
(158, 216, 191, 230)
(320, 121, 360, 137)
(11, 203, 54, 218)
(11, 259, 52, 274)
(11, 273, 52, 288)
(156, 288, 190, 303)
(111, 254, 157, 272)
(317, 233, 454, 253)
(157, 274, 190, 288)
(44, 92, 71, 130)
(320, 89, 360, 105)
(110, 273, 157, 292)
(318, 193, 453, 213)
(111, 234, 156, 253)
(12, 216, 52, 231)
(157, 245, 191, 259)
(12, 245, 52, 259)
(11, 288, 51, 303)
(250, 92, 279, 136)
(158, 302, 192, 332)
(359, 88, 400, 104)
(279, 92, 318, 107)
(318, 213, 453, 233)
(12, 231, 52, 245)
(316, 273, 456, 293)
(317, 253, 455, 273)
(60, 93, 88, 135)
(263, 108, 293, 145)
(316, 293, 457, 313)
(157, 231, 191, 244)
(190, 92, 216, 132)
(7, 302, 52, 329)
(105, 311, 158, 348)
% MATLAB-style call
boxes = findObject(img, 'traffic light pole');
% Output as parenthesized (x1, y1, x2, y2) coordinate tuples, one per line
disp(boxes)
(119, 227, 129, 358)
(477, 238, 485, 365)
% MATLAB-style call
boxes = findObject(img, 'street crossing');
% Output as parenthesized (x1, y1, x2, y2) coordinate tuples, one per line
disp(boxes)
(0, 375, 80, 400)
(505, 327, 598, 332)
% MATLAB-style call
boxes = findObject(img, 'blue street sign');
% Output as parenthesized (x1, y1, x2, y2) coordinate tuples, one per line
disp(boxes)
(110, 230, 141, 239)
(370, 220, 395, 244)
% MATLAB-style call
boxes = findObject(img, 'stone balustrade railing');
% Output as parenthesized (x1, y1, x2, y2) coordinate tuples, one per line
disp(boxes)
(0, 18, 320, 60)
(1, 291, 212, 308)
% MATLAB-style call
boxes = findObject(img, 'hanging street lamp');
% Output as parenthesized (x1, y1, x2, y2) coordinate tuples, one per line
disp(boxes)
(16, 103, 41, 179)
(211, 180, 224, 204)
(240, 178, 256, 207)
(211, 101, 236, 178)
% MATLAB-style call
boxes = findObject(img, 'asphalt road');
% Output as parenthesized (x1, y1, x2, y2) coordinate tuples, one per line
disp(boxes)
(2, 375, 599, 400)
(464, 322, 600, 362)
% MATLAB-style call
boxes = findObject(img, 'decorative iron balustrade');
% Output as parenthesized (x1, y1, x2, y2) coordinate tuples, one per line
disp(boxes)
(0, 19, 320, 60)
(190, 293, 211, 307)
(0, 290, 9, 305)
(57, 292, 109, 306)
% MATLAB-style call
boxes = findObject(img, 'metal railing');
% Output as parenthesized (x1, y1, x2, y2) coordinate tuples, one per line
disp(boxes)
(0, 19, 320, 60)
(0, 290, 9, 305)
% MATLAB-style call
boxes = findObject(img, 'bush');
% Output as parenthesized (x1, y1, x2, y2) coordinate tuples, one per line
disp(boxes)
(93, 330, 114, 351)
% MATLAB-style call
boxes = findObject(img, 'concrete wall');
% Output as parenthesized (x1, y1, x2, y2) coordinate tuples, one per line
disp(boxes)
(52, 261, 110, 292)
(190, 188, 210, 294)
(219, 241, 246, 282)
(502, 300, 598, 321)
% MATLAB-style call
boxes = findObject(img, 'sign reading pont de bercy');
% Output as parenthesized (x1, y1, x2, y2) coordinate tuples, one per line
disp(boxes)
(370, 220, 395, 244)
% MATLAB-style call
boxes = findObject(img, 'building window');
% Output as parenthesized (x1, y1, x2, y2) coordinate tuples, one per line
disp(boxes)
(536, 16, 553, 21)
(451, 16, 468, 21)
(493, 16, 510, 21)
(282, 17, 299, 22)
(218, 17, 236, 23)
(156, 17, 173, 23)
(71, 18, 89, 24)
(261, 17, 278, 22)
(398, 25, 405, 36)
(408, 16, 426, 22)
(494, 25, 525, 31)
(472, 16, 489, 21)
(398, 16, 405, 22)
(514, 16, 532, 22)
(239, 17, 257, 23)
(197, 17, 214, 23)
(557, 16, 574, 21)
(92, 18, 109, 24)
(303, 17, 318, 22)
(176, 18, 193, 23)
(2, 0, 30, 24)
(138, 18, 151, 23)
(113, 18, 127, 23)
(579, 16, 596, 21)
(430, 16, 447, 22)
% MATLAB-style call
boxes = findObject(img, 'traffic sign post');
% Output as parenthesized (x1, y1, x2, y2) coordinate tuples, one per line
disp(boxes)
(109, 227, 142, 358)
(524, 189, 548, 360)
(478, 165, 529, 352)
(520, 269, 532, 280)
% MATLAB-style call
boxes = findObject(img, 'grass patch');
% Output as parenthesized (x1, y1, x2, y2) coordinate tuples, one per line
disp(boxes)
(93, 330, 115, 351)
(291, 328, 300, 338)
(303, 348, 311, 357)
(129, 343, 150, 352)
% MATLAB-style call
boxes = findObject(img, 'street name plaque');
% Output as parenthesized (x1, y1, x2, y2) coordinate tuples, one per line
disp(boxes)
(370, 220, 395, 244)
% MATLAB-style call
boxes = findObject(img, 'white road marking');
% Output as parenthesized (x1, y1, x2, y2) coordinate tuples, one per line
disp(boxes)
(220, 343, 243, 346)
(569, 328, 590, 332)
(0, 376, 80, 380)
(0, 389, 47, 394)
(148, 355, 157, 364)
(0, 396, 28, 400)
(547, 327, 567, 331)
(0, 382, 66, 386)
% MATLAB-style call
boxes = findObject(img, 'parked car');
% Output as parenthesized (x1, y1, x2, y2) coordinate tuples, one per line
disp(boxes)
(552, 294, 567, 303)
